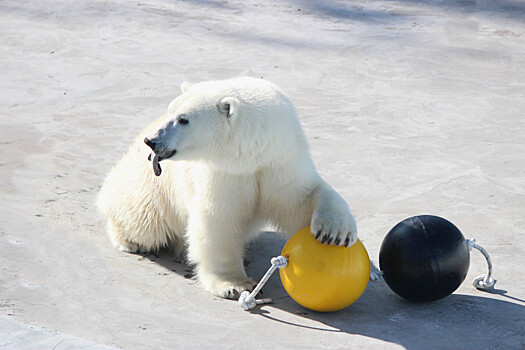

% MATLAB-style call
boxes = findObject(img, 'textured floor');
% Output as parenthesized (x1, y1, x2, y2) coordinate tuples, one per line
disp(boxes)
(1, 0, 524, 349)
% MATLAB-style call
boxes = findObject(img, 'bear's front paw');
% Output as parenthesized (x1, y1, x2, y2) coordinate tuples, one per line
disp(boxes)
(311, 211, 357, 248)
(210, 279, 257, 300)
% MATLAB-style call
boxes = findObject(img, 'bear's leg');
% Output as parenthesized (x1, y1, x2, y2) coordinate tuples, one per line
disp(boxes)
(186, 216, 257, 299)
(184, 184, 260, 299)
(272, 180, 358, 248)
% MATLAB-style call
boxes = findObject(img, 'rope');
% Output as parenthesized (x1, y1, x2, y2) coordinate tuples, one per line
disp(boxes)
(467, 239, 496, 290)
(369, 271, 383, 282)
(238, 255, 288, 311)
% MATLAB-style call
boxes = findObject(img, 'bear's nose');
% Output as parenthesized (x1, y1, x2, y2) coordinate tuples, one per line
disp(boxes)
(144, 137, 157, 151)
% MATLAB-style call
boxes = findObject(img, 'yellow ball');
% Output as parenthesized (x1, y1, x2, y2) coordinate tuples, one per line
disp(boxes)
(279, 227, 370, 312)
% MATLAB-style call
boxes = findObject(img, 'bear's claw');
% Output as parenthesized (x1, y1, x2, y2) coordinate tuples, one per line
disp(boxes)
(210, 279, 257, 300)
(311, 217, 357, 248)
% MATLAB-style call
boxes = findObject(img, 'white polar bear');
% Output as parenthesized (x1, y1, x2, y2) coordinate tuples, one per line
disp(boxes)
(97, 77, 357, 299)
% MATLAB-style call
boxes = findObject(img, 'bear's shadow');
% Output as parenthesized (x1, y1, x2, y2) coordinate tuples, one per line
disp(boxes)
(141, 232, 524, 349)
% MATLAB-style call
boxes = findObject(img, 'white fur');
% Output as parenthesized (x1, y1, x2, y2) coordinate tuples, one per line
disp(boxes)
(97, 77, 357, 298)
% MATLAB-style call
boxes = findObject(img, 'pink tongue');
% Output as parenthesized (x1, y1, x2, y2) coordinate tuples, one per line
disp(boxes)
(150, 154, 162, 176)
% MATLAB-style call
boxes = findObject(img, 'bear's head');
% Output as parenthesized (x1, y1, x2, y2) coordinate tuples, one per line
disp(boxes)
(145, 77, 306, 176)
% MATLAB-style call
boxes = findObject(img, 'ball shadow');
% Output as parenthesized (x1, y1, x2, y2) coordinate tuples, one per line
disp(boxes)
(244, 232, 525, 350)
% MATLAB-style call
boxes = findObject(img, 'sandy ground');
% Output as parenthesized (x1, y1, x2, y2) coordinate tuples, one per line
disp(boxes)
(1, 0, 525, 348)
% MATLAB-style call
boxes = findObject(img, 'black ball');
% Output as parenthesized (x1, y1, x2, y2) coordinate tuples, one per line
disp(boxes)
(379, 215, 470, 302)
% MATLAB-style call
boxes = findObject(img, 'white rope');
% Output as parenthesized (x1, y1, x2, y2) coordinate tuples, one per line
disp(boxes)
(467, 239, 496, 290)
(369, 271, 383, 282)
(238, 255, 288, 311)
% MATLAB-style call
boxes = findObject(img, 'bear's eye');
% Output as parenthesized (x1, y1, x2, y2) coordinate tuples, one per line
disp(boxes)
(178, 116, 189, 125)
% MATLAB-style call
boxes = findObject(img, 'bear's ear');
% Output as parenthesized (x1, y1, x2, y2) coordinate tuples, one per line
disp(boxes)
(217, 97, 238, 119)
(180, 81, 192, 93)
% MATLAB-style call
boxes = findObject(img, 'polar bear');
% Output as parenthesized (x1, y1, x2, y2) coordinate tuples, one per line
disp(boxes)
(97, 77, 357, 298)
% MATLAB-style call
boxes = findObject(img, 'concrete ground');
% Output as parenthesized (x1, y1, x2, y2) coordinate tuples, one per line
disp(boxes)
(1, 0, 524, 348)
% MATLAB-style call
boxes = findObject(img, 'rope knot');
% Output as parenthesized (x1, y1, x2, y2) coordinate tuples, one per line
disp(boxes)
(271, 256, 288, 269)
(238, 291, 256, 311)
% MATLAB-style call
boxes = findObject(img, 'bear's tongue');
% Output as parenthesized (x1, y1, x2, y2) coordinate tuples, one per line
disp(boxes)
(148, 153, 162, 176)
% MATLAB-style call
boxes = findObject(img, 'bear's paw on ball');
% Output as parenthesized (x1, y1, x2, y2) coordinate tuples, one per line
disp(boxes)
(279, 227, 370, 312)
